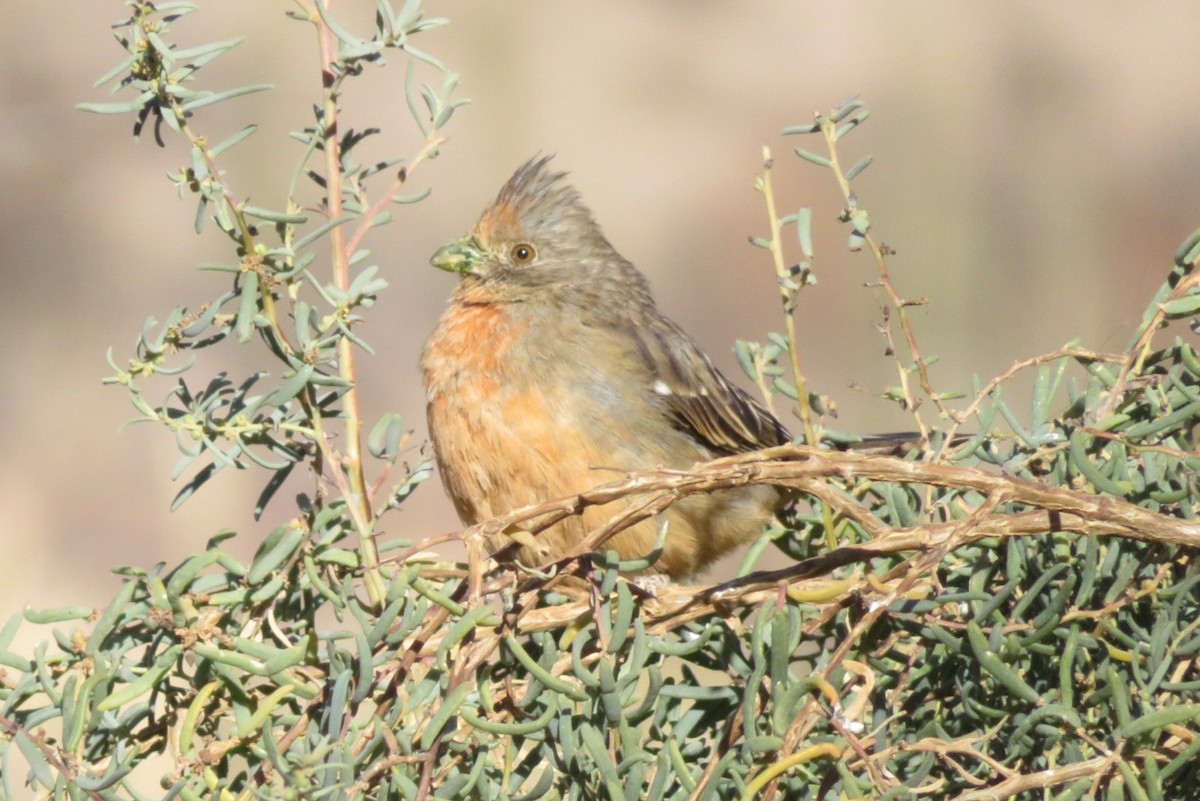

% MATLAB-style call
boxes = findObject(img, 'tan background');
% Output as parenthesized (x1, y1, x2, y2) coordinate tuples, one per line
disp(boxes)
(2, 3, 1198, 615)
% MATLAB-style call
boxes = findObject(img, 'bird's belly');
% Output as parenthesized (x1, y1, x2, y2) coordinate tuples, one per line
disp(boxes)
(427, 380, 597, 513)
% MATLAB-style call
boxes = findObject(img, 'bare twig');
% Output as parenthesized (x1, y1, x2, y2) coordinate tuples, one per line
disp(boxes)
(949, 756, 1109, 801)
(1100, 265, 1200, 418)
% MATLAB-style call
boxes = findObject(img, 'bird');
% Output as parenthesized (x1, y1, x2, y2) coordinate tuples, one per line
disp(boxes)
(421, 155, 796, 580)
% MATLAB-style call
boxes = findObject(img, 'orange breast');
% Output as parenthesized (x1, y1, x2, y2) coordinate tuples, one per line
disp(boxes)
(424, 302, 621, 559)
(424, 303, 544, 518)
(423, 303, 524, 393)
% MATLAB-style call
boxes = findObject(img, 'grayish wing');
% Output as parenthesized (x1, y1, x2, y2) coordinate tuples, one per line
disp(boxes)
(633, 314, 792, 455)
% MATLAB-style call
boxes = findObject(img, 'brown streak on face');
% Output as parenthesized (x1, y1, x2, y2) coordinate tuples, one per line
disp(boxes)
(476, 201, 522, 248)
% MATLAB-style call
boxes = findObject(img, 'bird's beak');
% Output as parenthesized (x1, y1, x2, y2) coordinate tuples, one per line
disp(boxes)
(430, 236, 487, 277)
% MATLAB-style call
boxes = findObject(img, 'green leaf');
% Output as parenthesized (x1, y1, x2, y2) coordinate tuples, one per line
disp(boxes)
(734, 340, 759, 382)
(76, 95, 154, 114)
(405, 61, 430, 135)
(170, 37, 244, 62)
(781, 121, 820, 135)
(420, 683, 471, 750)
(794, 148, 831, 167)
(368, 412, 406, 461)
(236, 270, 260, 344)
(844, 155, 873, 181)
(835, 110, 870, 139)
(831, 98, 864, 122)
(294, 215, 355, 251)
(209, 124, 258, 157)
(1161, 294, 1200, 318)
(22, 606, 93, 625)
(314, 1, 366, 47)
(179, 83, 273, 112)
(91, 54, 139, 89)
(796, 206, 813, 258)
(94, 645, 184, 712)
(1173, 227, 1200, 266)
(242, 205, 308, 224)
(13, 731, 54, 789)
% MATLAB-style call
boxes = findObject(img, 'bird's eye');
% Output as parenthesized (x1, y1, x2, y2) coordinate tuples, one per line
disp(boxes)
(510, 243, 536, 264)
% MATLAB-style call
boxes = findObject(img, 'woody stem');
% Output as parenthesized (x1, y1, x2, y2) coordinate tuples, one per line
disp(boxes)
(315, 0, 386, 607)
(760, 149, 818, 448)
(760, 148, 838, 549)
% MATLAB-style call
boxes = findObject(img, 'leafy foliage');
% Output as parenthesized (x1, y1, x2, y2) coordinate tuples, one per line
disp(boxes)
(2, 6, 1200, 801)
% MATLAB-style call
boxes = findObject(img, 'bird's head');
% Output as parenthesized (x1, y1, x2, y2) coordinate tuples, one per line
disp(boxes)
(431, 156, 645, 304)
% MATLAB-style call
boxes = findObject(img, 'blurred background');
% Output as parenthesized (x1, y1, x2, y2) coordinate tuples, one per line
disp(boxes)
(2, 2, 1198, 615)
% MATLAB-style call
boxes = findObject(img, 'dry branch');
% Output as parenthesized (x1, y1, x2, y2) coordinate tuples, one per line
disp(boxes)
(453, 446, 1200, 569)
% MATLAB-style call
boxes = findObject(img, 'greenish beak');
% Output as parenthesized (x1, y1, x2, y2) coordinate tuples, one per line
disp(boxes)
(430, 236, 487, 276)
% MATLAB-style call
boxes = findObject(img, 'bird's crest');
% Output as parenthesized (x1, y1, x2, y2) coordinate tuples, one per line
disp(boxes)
(475, 155, 595, 245)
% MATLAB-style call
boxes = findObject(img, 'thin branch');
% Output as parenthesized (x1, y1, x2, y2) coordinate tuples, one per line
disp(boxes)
(758, 148, 817, 447)
(311, 0, 385, 607)
(1100, 266, 1200, 418)
(819, 117, 949, 424)
(941, 346, 1124, 459)
(344, 138, 446, 257)
(461, 447, 1200, 555)
(949, 756, 1109, 801)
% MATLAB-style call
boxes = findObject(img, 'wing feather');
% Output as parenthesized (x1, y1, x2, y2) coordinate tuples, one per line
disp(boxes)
(632, 314, 791, 455)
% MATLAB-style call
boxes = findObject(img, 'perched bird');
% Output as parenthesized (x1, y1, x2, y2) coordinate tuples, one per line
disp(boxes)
(421, 156, 792, 579)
